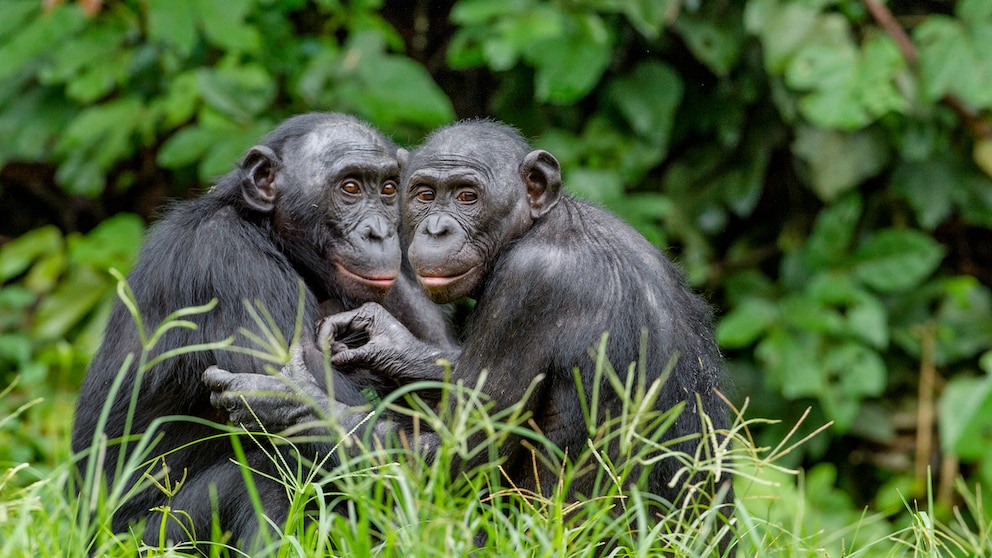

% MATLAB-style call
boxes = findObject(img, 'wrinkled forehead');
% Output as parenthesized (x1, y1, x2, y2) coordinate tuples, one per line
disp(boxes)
(410, 126, 525, 175)
(292, 120, 394, 164)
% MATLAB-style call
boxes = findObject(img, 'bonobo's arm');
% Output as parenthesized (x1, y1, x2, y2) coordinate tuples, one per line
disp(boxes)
(323, 302, 460, 383)
(201, 345, 421, 455)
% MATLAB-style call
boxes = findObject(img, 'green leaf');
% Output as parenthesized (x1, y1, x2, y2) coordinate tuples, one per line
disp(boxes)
(856, 35, 908, 118)
(756, 328, 822, 398)
(0, 1, 38, 42)
(939, 375, 992, 458)
(39, 17, 129, 85)
(198, 121, 272, 181)
(844, 291, 890, 349)
(158, 71, 201, 128)
(891, 160, 959, 229)
(196, 0, 261, 53)
(69, 213, 145, 273)
(0, 226, 63, 282)
(157, 125, 228, 169)
(54, 98, 145, 196)
(31, 266, 107, 341)
(792, 126, 889, 202)
(54, 153, 105, 197)
(619, 0, 678, 39)
(781, 294, 845, 335)
(672, 9, 744, 76)
(803, 193, 862, 271)
(197, 64, 276, 121)
(0, 4, 87, 82)
(745, 0, 820, 73)
(354, 54, 456, 127)
(716, 150, 769, 218)
(606, 61, 683, 151)
(526, 13, 611, 104)
(961, 173, 992, 227)
(824, 342, 887, 398)
(66, 49, 132, 103)
(852, 229, 945, 292)
(564, 168, 624, 202)
(146, 0, 198, 57)
(0, 288, 35, 330)
(450, 0, 529, 24)
(716, 298, 778, 349)
(981, 350, 992, 374)
(914, 16, 992, 108)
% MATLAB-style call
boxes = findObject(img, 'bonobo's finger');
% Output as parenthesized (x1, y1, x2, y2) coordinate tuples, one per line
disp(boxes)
(317, 308, 363, 345)
(209, 389, 237, 412)
(203, 365, 237, 391)
(330, 346, 373, 368)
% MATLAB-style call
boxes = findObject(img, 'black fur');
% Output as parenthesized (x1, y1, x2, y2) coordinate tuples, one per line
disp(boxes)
(71, 112, 452, 548)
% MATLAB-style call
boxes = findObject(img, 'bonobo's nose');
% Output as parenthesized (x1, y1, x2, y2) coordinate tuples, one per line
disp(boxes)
(361, 215, 394, 242)
(424, 214, 455, 239)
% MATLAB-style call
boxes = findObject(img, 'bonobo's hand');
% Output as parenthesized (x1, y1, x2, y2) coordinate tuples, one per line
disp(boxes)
(202, 345, 330, 432)
(321, 302, 456, 383)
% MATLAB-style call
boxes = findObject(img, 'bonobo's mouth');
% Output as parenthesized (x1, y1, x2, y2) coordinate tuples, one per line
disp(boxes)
(335, 263, 398, 290)
(416, 267, 477, 289)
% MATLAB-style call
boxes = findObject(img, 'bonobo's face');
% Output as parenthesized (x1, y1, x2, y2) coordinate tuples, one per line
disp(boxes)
(271, 118, 402, 304)
(401, 123, 560, 303)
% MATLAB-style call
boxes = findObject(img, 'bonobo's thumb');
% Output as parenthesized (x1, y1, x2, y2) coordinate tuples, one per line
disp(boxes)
(202, 365, 236, 391)
(282, 344, 310, 381)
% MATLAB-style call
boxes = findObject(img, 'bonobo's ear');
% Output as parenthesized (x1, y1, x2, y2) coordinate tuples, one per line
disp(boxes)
(520, 149, 562, 219)
(397, 147, 410, 171)
(241, 145, 281, 213)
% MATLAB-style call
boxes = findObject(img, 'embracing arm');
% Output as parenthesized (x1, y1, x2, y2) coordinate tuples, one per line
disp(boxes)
(322, 302, 460, 384)
(201, 345, 436, 457)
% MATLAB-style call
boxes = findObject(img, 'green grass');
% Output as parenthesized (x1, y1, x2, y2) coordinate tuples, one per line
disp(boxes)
(4, 285, 991, 557)
(0, 390, 992, 558)
(5, 379, 992, 557)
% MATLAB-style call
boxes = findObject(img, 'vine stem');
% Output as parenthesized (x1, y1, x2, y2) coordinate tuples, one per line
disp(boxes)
(914, 323, 936, 496)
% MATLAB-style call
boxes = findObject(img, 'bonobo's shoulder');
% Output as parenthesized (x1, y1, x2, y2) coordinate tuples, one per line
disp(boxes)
(532, 196, 652, 252)
(509, 196, 670, 278)
(136, 198, 267, 279)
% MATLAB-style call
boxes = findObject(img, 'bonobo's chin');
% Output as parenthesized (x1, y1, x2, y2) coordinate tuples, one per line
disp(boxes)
(416, 266, 480, 303)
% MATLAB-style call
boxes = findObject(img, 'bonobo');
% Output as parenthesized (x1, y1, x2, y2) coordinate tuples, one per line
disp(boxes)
(335, 120, 733, 507)
(210, 121, 734, 528)
(71, 112, 453, 548)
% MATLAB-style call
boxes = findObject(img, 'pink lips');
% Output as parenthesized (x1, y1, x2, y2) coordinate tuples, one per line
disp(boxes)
(417, 267, 475, 289)
(336, 263, 397, 289)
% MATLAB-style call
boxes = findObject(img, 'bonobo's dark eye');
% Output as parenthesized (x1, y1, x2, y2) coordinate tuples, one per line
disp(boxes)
(455, 189, 478, 204)
(341, 179, 361, 195)
(414, 187, 435, 202)
(381, 180, 398, 197)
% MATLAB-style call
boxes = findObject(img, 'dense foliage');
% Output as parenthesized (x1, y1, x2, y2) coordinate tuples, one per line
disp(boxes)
(2, 0, 992, 549)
